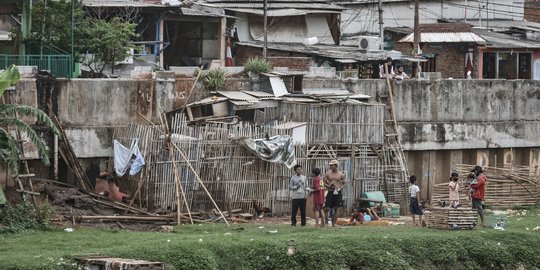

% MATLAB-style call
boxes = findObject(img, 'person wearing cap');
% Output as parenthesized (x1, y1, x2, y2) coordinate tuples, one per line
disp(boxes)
(470, 166, 487, 226)
(448, 172, 460, 208)
(289, 164, 308, 226)
(324, 159, 346, 227)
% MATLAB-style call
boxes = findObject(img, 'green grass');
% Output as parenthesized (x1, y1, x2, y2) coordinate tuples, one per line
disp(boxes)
(1, 207, 540, 270)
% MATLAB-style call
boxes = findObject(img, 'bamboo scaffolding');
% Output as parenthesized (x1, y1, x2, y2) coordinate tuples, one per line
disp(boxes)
(430, 164, 540, 207)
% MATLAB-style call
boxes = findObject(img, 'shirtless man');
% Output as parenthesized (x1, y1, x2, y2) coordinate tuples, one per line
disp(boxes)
(324, 159, 346, 227)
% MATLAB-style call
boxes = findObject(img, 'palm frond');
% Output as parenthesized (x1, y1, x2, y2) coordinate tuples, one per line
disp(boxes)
(0, 118, 52, 166)
(0, 104, 59, 136)
(0, 127, 21, 176)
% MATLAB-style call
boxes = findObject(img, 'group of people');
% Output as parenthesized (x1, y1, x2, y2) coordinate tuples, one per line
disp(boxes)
(447, 165, 487, 225)
(289, 160, 345, 227)
(408, 165, 487, 227)
(379, 57, 410, 84)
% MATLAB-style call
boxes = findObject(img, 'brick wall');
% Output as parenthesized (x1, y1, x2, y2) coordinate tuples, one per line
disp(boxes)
(525, 0, 540, 23)
(235, 45, 311, 71)
(395, 42, 479, 79)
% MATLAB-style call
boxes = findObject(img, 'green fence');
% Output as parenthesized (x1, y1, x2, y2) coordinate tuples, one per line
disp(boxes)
(0, 54, 73, 78)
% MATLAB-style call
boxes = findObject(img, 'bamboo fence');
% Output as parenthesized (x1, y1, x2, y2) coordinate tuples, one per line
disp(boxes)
(431, 164, 540, 207)
(111, 101, 408, 215)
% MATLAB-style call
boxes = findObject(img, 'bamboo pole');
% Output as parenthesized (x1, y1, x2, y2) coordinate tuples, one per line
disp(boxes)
(162, 113, 194, 225)
(139, 112, 230, 227)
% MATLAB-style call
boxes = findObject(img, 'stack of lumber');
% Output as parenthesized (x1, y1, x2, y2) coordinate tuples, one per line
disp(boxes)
(431, 164, 539, 207)
(425, 207, 478, 230)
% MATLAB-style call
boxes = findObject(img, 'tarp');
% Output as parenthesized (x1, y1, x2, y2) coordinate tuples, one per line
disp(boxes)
(238, 135, 296, 169)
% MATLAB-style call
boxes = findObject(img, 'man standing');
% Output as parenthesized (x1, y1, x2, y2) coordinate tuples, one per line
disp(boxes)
(470, 166, 487, 226)
(324, 160, 346, 227)
(290, 164, 307, 226)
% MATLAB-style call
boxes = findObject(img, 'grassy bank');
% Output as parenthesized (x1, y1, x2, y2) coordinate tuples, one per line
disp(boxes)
(1, 208, 539, 270)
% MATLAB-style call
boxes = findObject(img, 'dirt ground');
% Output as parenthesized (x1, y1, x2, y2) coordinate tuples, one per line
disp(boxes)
(4, 182, 414, 230)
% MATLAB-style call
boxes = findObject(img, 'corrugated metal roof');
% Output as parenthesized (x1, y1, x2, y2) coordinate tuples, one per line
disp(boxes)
(229, 100, 255, 106)
(187, 96, 228, 106)
(473, 28, 540, 49)
(398, 32, 486, 43)
(217, 91, 259, 102)
(282, 97, 319, 103)
(203, 2, 344, 11)
(82, 0, 165, 7)
(302, 88, 351, 96)
(243, 91, 275, 98)
(180, 6, 225, 17)
(236, 41, 404, 62)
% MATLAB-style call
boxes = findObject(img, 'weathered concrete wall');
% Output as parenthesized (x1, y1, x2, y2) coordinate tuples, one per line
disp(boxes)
(6, 76, 540, 202)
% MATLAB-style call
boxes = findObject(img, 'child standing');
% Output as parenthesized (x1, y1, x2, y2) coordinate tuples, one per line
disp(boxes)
(311, 167, 325, 227)
(290, 164, 307, 226)
(409, 175, 423, 226)
(448, 172, 460, 208)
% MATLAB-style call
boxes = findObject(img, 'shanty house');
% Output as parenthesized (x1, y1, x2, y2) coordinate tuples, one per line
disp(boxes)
(396, 23, 486, 79)
(81, 0, 228, 72)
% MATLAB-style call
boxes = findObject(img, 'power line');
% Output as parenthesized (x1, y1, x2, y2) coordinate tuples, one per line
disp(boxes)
(443, 1, 539, 18)
(465, 0, 539, 11)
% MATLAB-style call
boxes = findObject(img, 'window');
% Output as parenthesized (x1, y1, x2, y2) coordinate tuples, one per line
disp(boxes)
(420, 56, 437, 72)
(482, 52, 532, 79)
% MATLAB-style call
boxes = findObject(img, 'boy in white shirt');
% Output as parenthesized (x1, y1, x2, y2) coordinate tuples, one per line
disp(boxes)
(409, 175, 423, 226)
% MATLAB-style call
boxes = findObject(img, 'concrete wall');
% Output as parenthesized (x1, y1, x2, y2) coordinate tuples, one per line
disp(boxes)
(5, 76, 540, 203)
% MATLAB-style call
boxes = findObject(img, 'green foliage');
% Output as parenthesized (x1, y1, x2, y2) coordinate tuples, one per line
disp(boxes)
(202, 68, 226, 90)
(243, 57, 272, 73)
(0, 65, 21, 96)
(24, 0, 86, 53)
(0, 201, 54, 234)
(78, 17, 138, 76)
(1, 207, 540, 269)
(0, 67, 60, 175)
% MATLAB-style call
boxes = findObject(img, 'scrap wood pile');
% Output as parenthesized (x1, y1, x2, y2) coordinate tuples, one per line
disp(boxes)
(432, 164, 540, 207)
(42, 181, 255, 227)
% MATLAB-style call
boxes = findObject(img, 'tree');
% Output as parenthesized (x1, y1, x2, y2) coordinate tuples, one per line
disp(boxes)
(24, 0, 86, 53)
(78, 18, 138, 77)
(0, 65, 59, 176)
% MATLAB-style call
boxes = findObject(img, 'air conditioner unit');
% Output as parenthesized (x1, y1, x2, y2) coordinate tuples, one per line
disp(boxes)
(117, 48, 134, 64)
(358, 36, 381, 51)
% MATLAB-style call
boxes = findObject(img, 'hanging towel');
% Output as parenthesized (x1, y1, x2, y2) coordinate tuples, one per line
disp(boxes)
(114, 140, 133, 176)
(129, 143, 145, 176)
(113, 139, 146, 177)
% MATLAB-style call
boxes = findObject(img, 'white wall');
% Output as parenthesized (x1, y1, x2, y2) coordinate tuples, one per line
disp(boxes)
(340, 0, 524, 36)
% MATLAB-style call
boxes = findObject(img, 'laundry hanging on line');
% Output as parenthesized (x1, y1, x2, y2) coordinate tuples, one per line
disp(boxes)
(113, 139, 145, 176)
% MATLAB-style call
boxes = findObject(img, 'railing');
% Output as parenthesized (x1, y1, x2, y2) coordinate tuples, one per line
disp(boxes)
(0, 54, 73, 78)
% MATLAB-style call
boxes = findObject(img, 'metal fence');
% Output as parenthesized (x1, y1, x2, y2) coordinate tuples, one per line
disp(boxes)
(0, 54, 72, 78)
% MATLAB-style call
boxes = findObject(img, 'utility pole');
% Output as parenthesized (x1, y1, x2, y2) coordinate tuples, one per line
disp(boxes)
(378, 0, 383, 50)
(21, 0, 32, 55)
(413, 0, 419, 56)
(464, 0, 468, 22)
(263, 0, 268, 59)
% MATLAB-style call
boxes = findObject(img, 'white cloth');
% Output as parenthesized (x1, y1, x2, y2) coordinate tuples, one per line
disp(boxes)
(113, 139, 145, 177)
(409, 184, 420, 198)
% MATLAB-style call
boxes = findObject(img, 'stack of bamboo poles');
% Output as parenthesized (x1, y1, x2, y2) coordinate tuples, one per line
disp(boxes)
(431, 164, 539, 207)
(425, 207, 478, 230)
(52, 115, 93, 192)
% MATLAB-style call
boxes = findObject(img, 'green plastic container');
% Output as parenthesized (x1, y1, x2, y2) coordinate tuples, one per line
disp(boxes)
(361, 191, 387, 207)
